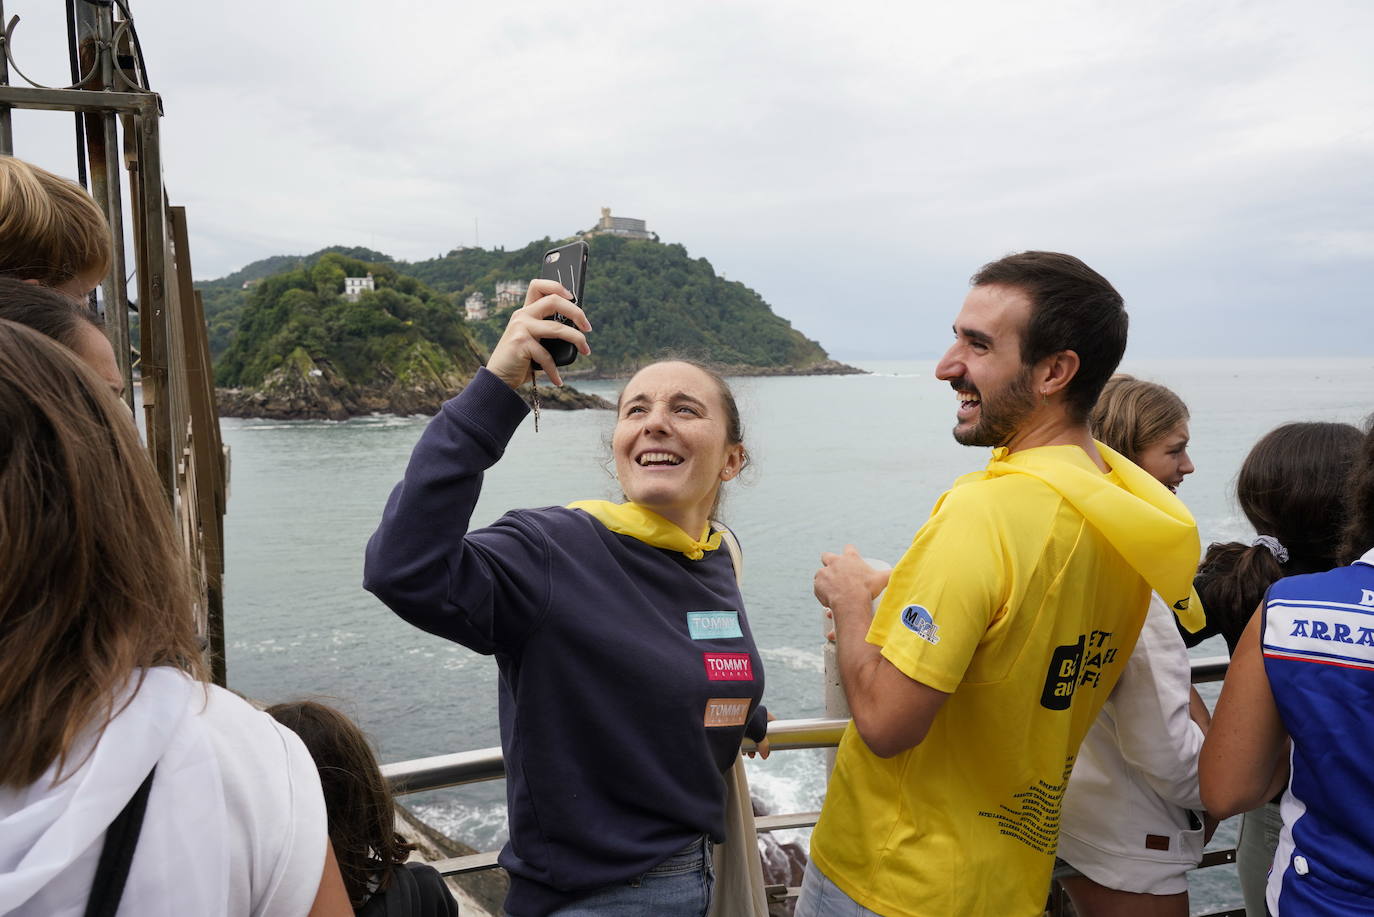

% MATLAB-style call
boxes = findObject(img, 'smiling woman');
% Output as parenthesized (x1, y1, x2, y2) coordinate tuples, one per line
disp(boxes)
(612, 361, 747, 537)
(363, 279, 769, 917)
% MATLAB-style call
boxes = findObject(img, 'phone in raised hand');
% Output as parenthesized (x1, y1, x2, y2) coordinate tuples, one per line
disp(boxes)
(536, 241, 588, 367)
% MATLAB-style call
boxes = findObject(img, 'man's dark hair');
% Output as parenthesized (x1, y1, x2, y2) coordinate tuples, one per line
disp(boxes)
(970, 251, 1128, 422)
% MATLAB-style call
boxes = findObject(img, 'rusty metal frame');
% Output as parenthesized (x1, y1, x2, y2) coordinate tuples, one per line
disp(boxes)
(0, 1, 228, 684)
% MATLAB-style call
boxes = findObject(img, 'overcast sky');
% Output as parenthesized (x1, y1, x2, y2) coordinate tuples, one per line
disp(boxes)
(7, 0, 1372, 359)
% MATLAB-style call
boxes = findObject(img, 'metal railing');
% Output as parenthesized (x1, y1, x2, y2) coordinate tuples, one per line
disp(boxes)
(381, 655, 1240, 913)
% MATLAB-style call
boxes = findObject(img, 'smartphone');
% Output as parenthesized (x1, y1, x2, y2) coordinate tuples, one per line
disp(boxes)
(536, 240, 588, 367)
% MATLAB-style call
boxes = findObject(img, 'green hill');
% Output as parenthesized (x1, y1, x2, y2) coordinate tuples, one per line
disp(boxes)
(203, 235, 845, 372)
(203, 235, 856, 418)
(213, 253, 522, 419)
(199, 246, 393, 358)
(418, 234, 837, 375)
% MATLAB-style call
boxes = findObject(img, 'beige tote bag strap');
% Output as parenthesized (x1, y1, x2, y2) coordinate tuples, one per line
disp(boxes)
(713, 522, 744, 584)
(707, 522, 770, 917)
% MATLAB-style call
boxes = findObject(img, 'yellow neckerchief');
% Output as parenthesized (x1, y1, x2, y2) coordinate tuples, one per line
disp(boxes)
(971, 441, 1206, 633)
(567, 500, 723, 560)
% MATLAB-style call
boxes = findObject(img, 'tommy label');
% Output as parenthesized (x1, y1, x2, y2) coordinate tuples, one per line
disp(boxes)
(686, 611, 743, 640)
(703, 697, 750, 727)
(703, 653, 754, 681)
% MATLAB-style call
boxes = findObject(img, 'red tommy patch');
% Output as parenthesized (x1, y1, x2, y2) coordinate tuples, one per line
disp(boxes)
(703, 653, 753, 681)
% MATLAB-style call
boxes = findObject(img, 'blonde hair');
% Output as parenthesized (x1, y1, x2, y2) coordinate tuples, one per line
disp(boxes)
(0, 320, 204, 788)
(0, 156, 112, 288)
(1089, 373, 1189, 463)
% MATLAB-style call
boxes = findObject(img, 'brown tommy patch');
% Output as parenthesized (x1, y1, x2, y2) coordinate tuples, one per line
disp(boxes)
(703, 697, 750, 727)
(1145, 834, 1171, 851)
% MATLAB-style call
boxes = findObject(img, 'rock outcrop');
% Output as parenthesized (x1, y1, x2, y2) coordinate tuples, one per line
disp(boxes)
(217, 345, 610, 420)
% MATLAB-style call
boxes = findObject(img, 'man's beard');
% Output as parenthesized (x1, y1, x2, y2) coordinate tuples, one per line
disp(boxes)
(952, 366, 1038, 447)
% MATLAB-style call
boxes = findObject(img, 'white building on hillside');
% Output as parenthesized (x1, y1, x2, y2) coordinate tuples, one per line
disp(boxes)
(465, 291, 489, 321)
(494, 279, 529, 312)
(343, 272, 375, 302)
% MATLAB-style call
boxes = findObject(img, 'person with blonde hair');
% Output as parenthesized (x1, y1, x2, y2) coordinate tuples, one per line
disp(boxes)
(1055, 374, 1210, 917)
(0, 320, 350, 917)
(0, 157, 122, 399)
(0, 155, 112, 298)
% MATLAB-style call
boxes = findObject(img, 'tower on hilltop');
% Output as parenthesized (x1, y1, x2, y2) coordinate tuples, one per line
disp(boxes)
(587, 207, 653, 240)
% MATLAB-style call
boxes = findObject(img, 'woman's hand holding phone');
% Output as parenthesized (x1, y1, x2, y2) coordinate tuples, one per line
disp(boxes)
(486, 278, 591, 389)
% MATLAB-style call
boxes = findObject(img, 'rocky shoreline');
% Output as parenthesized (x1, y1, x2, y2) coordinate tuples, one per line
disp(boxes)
(216, 358, 862, 421)
(562, 358, 867, 382)
(216, 349, 611, 421)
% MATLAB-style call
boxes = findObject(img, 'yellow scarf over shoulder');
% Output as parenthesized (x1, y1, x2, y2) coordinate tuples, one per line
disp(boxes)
(566, 500, 723, 560)
(977, 441, 1205, 632)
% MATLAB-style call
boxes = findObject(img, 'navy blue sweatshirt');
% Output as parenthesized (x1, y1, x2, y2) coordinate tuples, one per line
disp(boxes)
(363, 369, 767, 916)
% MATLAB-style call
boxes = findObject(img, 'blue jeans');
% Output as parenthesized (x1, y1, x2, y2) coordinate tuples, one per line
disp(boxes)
(549, 836, 714, 917)
(794, 861, 887, 917)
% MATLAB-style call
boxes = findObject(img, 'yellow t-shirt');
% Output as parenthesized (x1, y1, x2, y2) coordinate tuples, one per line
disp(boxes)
(811, 445, 1188, 917)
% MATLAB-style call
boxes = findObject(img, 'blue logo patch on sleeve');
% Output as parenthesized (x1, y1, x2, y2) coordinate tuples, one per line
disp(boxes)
(900, 604, 941, 645)
(687, 611, 743, 640)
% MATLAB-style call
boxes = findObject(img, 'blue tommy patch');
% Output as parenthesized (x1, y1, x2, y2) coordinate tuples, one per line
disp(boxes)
(900, 604, 941, 645)
(686, 611, 743, 640)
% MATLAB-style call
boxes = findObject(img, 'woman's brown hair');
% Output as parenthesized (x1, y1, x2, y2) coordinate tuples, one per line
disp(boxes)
(1341, 417, 1374, 565)
(1196, 421, 1363, 650)
(0, 157, 113, 288)
(0, 320, 204, 788)
(265, 700, 415, 907)
(0, 276, 103, 349)
(1089, 374, 1189, 464)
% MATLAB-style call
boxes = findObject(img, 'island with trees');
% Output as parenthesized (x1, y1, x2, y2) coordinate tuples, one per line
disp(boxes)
(205, 236, 859, 420)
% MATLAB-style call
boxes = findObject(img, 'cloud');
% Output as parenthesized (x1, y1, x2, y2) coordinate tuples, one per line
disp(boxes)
(4, 0, 1370, 356)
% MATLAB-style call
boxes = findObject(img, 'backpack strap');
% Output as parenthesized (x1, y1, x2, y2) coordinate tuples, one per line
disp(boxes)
(84, 765, 157, 917)
(711, 521, 743, 587)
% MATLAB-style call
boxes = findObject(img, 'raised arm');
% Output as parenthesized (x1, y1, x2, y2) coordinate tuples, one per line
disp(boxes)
(363, 280, 592, 652)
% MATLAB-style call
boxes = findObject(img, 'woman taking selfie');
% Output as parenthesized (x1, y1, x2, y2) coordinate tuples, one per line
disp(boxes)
(365, 279, 769, 917)
(1055, 375, 1209, 917)
(0, 321, 348, 916)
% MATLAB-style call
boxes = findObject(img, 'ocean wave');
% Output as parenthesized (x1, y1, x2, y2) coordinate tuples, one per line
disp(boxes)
(761, 646, 824, 673)
(408, 798, 510, 851)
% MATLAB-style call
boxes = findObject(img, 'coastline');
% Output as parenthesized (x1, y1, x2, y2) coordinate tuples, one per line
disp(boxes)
(214, 360, 865, 420)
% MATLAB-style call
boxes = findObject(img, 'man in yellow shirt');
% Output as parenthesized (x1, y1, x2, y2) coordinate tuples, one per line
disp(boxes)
(799, 252, 1200, 917)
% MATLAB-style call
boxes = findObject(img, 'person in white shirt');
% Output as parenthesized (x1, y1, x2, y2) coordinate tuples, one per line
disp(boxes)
(0, 320, 351, 917)
(1055, 375, 1213, 916)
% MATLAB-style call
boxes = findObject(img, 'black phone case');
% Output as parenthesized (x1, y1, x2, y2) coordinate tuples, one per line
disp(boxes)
(536, 241, 588, 367)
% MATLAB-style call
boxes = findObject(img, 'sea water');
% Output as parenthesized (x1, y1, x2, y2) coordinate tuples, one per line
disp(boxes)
(221, 357, 1374, 911)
